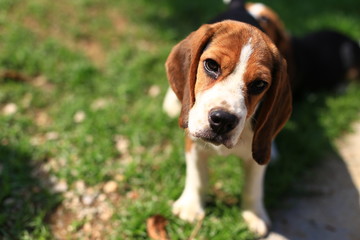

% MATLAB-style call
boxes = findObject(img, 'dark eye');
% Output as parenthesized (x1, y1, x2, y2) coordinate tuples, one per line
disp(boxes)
(258, 16, 271, 24)
(204, 59, 221, 79)
(248, 79, 268, 95)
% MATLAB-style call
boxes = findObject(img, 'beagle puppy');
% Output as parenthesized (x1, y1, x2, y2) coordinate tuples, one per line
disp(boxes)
(165, 19, 292, 236)
(246, 2, 360, 98)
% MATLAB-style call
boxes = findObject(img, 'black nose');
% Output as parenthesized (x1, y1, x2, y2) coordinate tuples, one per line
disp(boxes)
(208, 109, 239, 135)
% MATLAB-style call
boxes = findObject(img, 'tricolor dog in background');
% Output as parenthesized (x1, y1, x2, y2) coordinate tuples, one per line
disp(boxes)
(246, 2, 360, 98)
(164, 0, 292, 236)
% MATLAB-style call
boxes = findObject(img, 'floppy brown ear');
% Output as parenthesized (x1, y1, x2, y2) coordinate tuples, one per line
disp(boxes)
(252, 58, 292, 165)
(165, 24, 216, 128)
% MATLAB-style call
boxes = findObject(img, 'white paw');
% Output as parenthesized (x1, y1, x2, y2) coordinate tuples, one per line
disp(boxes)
(172, 195, 205, 222)
(242, 210, 270, 237)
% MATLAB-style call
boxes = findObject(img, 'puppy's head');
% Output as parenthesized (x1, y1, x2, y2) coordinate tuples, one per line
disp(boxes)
(166, 20, 292, 164)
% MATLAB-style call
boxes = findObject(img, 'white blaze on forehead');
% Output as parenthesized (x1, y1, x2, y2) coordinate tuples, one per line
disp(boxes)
(247, 3, 266, 19)
(235, 40, 253, 81)
(188, 39, 254, 147)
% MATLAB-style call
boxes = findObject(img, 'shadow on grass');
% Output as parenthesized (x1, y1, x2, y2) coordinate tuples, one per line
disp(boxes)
(266, 95, 360, 239)
(134, 0, 225, 39)
(0, 145, 61, 239)
(138, 0, 360, 40)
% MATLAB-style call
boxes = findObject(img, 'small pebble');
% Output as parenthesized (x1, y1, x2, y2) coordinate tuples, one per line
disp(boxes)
(148, 85, 161, 97)
(82, 194, 96, 206)
(75, 180, 86, 194)
(53, 180, 68, 193)
(3, 103, 17, 115)
(74, 111, 86, 123)
(103, 181, 118, 193)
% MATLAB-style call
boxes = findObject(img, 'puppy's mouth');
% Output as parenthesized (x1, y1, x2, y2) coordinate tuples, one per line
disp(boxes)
(193, 131, 235, 148)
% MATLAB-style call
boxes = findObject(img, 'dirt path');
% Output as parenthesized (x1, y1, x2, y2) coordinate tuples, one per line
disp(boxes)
(265, 120, 360, 240)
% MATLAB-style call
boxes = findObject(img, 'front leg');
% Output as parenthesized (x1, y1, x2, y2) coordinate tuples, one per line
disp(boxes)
(172, 137, 209, 222)
(241, 158, 270, 237)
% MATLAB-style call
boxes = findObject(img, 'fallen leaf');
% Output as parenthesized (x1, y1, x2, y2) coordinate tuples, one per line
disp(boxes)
(126, 190, 139, 200)
(0, 70, 30, 82)
(147, 215, 169, 240)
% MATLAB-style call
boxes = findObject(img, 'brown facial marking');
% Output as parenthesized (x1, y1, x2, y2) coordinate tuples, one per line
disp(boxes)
(243, 41, 274, 118)
(220, 100, 231, 109)
(194, 25, 252, 96)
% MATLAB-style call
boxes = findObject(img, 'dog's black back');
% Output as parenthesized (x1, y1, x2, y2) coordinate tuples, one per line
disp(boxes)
(209, 0, 263, 31)
(291, 29, 360, 96)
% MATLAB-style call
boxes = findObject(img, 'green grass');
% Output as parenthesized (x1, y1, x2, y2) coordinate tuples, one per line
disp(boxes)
(0, 0, 359, 239)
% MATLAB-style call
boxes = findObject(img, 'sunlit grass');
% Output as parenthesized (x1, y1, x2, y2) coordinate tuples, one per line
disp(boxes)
(0, 0, 359, 239)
